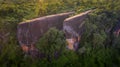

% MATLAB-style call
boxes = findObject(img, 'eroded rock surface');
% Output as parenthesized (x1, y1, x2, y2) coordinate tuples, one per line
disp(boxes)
(63, 10, 92, 50)
(17, 12, 74, 55)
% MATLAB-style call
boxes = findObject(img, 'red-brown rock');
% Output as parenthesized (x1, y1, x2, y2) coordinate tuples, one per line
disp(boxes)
(17, 12, 74, 54)
(63, 10, 92, 50)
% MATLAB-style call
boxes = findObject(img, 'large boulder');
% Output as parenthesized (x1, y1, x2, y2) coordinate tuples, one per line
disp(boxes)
(63, 10, 92, 50)
(17, 12, 74, 54)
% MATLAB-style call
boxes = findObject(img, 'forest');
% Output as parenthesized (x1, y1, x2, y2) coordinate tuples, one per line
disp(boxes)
(0, 0, 120, 67)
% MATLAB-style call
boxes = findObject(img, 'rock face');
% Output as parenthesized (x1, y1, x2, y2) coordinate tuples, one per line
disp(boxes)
(17, 12, 74, 54)
(63, 10, 92, 50)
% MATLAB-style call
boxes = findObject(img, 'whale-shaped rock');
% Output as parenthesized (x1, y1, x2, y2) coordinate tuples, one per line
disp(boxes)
(63, 10, 92, 50)
(17, 12, 74, 53)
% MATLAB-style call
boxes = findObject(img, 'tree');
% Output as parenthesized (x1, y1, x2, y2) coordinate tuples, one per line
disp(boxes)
(37, 28, 66, 60)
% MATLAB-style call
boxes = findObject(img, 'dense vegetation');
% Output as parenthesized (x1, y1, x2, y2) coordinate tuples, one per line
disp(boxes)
(0, 0, 120, 67)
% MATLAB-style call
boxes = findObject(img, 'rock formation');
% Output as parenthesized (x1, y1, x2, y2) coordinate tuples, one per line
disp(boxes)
(17, 12, 74, 54)
(63, 10, 92, 50)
